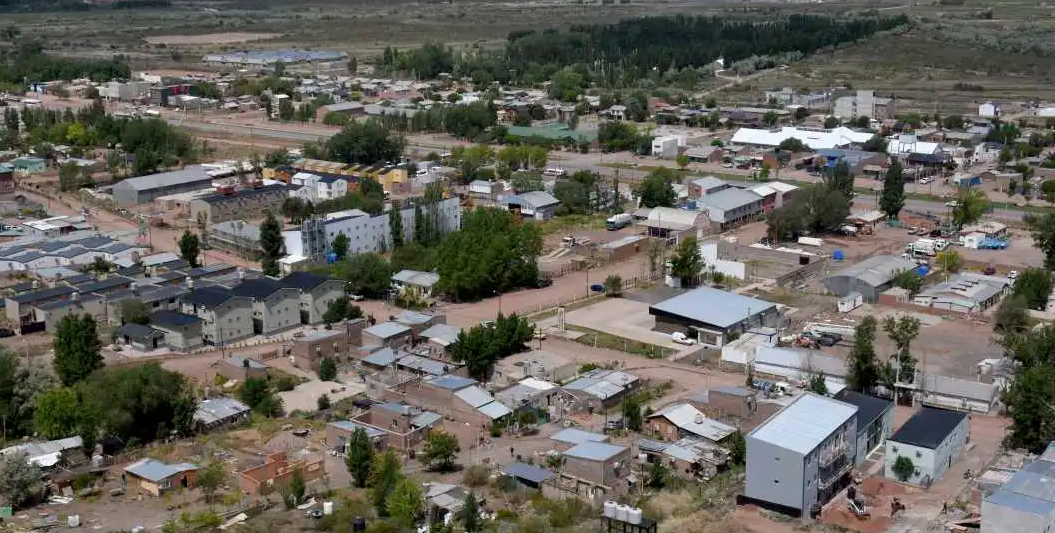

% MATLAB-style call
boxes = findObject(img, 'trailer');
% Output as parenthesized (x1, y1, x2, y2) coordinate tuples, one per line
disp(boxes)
(804, 321, 857, 339)
(606, 213, 632, 230)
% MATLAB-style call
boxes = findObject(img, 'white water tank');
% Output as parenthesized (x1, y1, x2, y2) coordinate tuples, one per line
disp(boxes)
(323, 501, 334, 515)
(616, 504, 630, 522)
(628, 508, 642, 525)
(603, 501, 618, 519)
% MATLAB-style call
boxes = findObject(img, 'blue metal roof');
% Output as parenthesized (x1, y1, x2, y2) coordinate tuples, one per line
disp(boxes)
(362, 348, 400, 367)
(427, 375, 476, 390)
(563, 441, 627, 461)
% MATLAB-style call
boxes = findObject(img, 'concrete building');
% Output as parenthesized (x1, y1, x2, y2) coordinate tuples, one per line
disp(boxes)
(688, 177, 731, 199)
(823, 255, 919, 301)
(493, 350, 577, 386)
(362, 321, 412, 348)
(833, 390, 894, 466)
(150, 310, 204, 351)
(326, 420, 387, 452)
(913, 272, 1011, 314)
(291, 330, 349, 371)
(651, 135, 681, 158)
(745, 393, 858, 517)
(180, 287, 254, 345)
(982, 442, 1055, 533)
(884, 408, 968, 487)
(190, 184, 291, 225)
(278, 271, 345, 325)
(114, 322, 167, 351)
(832, 90, 896, 121)
(352, 402, 442, 450)
(697, 188, 764, 231)
(419, 323, 461, 359)
(37, 292, 106, 333)
(239, 451, 325, 497)
(561, 369, 639, 412)
(560, 442, 631, 487)
(112, 167, 215, 206)
(639, 207, 708, 243)
(216, 355, 268, 381)
(209, 221, 261, 260)
(690, 386, 759, 420)
(649, 287, 780, 348)
(230, 278, 301, 336)
(125, 458, 200, 497)
(979, 101, 1001, 118)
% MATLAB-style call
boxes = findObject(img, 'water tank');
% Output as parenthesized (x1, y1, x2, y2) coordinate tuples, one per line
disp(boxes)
(603, 501, 618, 519)
(326, 252, 338, 264)
(832, 249, 846, 261)
(616, 504, 630, 522)
(627, 508, 643, 525)
(917, 264, 930, 277)
(323, 501, 334, 515)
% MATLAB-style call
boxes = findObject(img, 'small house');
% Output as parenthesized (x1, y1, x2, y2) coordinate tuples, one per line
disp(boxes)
(125, 458, 200, 496)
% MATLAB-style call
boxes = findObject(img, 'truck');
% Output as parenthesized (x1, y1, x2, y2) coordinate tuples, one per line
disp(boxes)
(906, 239, 938, 256)
(606, 213, 632, 230)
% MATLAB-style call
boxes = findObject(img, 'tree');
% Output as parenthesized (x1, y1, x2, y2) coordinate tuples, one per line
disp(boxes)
(389, 200, 404, 249)
(808, 373, 829, 395)
(879, 160, 905, 219)
(994, 294, 1031, 335)
(369, 449, 403, 516)
(287, 470, 306, 507)
(0, 453, 41, 509)
(823, 160, 854, 200)
(75, 362, 195, 446)
(58, 161, 81, 192)
(317, 394, 331, 410)
(387, 478, 424, 532)
(461, 492, 482, 533)
(1027, 212, 1055, 270)
(511, 172, 544, 193)
(240, 378, 282, 416)
(53, 314, 103, 386)
(892, 456, 915, 482)
(675, 154, 689, 170)
(845, 316, 880, 392)
(635, 168, 677, 208)
(326, 119, 406, 165)
(883, 315, 921, 384)
(318, 358, 338, 381)
(346, 427, 375, 488)
(951, 188, 988, 228)
(603, 275, 623, 297)
(332, 233, 350, 261)
(622, 394, 642, 431)
(85, 256, 114, 276)
(421, 430, 460, 471)
(338, 253, 393, 298)
(433, 208, 541, 302)
(823, 116, 839, 129)
(728, 430, 746, 466)
(766, 202, 805, 242)
(1013, 268, 1054, 310)
(893, 269, 924, 294)
(178, 230, 201, 268)
(778, 138, 808, 152)
(669, 235, 702, 286)
(260, 212, 283, 277)
(33, 387, 81, 439)
(197, 462, 226, 506)
(936, 250, 963, 274)
(324, 298, 351, 325)
(120, 299, 151, 325)
(647, 461, 670, 488)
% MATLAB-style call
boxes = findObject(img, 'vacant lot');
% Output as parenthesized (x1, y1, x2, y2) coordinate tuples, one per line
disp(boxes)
(143, 31, 283, 46)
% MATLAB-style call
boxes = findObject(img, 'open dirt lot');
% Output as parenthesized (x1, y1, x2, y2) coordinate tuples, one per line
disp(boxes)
(143, 32, 283, 46)
(545, 297, 684, 350)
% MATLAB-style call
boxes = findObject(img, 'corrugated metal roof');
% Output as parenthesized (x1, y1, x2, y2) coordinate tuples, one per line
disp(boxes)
(985, 487, 1055, 516)
(649, 403, 736, 442)
(455, 386, 495, 408)
(112, 166, 213, 192)
(826, 255, 918, 288)
(636, 438, 669, 453)
(364, 321, 410, 339)
(986, 457, 1055, 515)
(748, 393, 858, 455)
(194, 397, 250, 425)
(362, 348, 400, 367)
(478, 401, 511, 419)
(698, 188, 762, 213)
(426, 374, 476, 390)
(550, 428, 609, 445)
(563, 441, 627, 461)
(502, 462, 555, 484)
(391, 269, 440, 287)
(125, 458, 199, 482)
(396, 354, 450, 376)
(650, 287, 777, 329)
(329, 420, 386, 439)
(412, 411, 443, 428)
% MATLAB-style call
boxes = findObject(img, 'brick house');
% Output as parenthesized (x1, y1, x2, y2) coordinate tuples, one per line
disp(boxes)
(291, 330, 349, 371)
(351, 402, 441, 450)
(216, 355, 268, 382)
(239, 452, 325, 497)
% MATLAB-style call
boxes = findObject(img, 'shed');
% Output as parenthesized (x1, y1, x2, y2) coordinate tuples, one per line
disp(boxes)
(113, 323, 165, 351)
(193, 397, 251, 431)
(124, 458, 200, 496)
(501, 462, 554, 490)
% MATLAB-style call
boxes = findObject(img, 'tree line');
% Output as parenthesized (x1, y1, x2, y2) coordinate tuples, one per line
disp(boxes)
(0, 42, 130, 87)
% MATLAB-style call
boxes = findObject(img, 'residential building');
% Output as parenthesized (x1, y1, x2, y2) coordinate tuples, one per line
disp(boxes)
(549, 428, 610, 452)
(326, 420, 387, 452)
(209, 221, 260, 260)
(649, 287, 780, 348)
(690, 386, 759, 420)
(11, 156, 46, 173)
(239, 451, 325, 497)
(979, 101, 1001, 118)
(391, 269, 440, 299)
(279, 271, 345, 325)
(189, 184, 291, 225)
(6, 286, 76, 332)
(352, 402, 442, 450)
(37, 292, 106, 333)
(684, 146, 725, 164)
(812, 149, 889, 177)
(688, 177, 731, 199)
(833, 390, 894, 466)
(493, 350, 577, 385)
(1, 436, 84, 469)
(150, 310, 204, 351)
(697, 188, 764, 230)
(112, 167, 215, 206)
(179, 287, 254, 345)
(918, 374, 999, 414)
(823, 255, 919, 301)
(216, 355, 268, 381)
(982, 442, 1055, 533)
(883, 408, 968, 486)
(193, 397, 251, 432)
(125, 458, 200, 497)
(885, 134, 946, 158)
(832, 90, 896, 121)
(561, 442, 631, 487)
(0, 163, 15, 195)
(362, 321, 412, 348)
(291, 330, 349, 371)
(637, 436, 730, 481)
(745, 393, 858, 518)
(639, 207, 708, 243)
(503, 191, 562, 221)
(651, 135, 681, 158)
(114, 323, 166, 351)
(502, 462, 556, 491)
(561, 369, 639, 412)
(419, 323, 461, 359)
(495, 377, 560, 412)
(645, 403, 737, 445)
(230, 278, 301, 335)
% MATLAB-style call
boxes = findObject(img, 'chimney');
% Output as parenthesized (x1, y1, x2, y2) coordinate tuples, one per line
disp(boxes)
(186, 276, 194, 289)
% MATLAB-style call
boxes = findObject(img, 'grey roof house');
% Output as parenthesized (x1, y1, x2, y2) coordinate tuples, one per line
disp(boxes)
(150, 310, 205, 351)
(824, 255, 918, 301)
(231, 278, 301, 335)
(503, 191, 561, 220)
(180, 287, 254, 345)
(279, 271, 345, 324)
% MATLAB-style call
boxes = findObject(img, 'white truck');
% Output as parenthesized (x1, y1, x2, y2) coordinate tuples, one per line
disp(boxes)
(606, 213, 632, 230)
(906, 238, 945, 257)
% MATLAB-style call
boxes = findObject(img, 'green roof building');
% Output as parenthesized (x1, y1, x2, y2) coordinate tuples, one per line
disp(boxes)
(505, 123, 598, 144)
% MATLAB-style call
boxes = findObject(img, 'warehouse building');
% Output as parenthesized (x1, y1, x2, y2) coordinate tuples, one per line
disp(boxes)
(745, 393, 858, 518)
(112, 167, 215, 206)
(823, 255, 919, 301)
(649, 287, 780, 348)
(982, 442, 1055, 533)
(883, 408, 968, 487)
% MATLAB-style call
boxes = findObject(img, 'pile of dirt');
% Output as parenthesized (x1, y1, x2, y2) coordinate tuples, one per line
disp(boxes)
(861, 477, 908, 498)
(822, 505, 894, 533)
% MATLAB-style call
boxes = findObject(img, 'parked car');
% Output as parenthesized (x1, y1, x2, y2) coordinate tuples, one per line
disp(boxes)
(349, 294, 364, 301)
(534, 277, 553, 288)
(671, 332, 696, 345)
(590, 283, 605, 293)
(918, 176, 933, 185)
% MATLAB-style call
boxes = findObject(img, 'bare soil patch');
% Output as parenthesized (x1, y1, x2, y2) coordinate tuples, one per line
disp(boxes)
(144, 32, 282, 46)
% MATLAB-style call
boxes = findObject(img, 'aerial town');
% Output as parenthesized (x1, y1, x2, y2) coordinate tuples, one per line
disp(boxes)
(0, 4, 1054, 533)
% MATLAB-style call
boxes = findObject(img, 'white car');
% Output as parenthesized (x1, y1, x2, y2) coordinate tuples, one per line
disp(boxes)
(349, 294, 364, 301)
(918, 177, 933, 185)
(1009, 270, 1019, 281)
(415, 168, 429, 177)
(671, 332, 696, 345)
